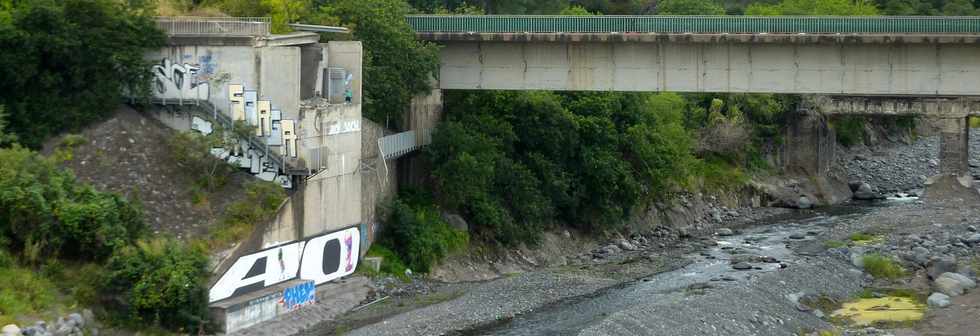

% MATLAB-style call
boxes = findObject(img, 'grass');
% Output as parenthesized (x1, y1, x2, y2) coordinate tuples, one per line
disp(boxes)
(0, 248, 105, 326)
(357, 244, 411, 282)
(209, 180, 286, 250)
(824, 240, 847, 248)
(971, 116, 980, 129)
(849, 232, 875, 242)
(862, 254, 906, 280)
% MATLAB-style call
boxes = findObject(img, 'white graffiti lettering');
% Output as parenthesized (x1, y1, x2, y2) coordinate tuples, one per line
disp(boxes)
(152, 59, 210, 100)
(209, 226, 360, 303)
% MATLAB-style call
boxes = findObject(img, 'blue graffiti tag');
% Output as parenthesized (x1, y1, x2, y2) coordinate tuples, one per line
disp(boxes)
(280, 281, 316, 311)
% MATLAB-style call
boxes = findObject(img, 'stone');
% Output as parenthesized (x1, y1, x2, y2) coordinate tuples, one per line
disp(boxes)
(789, 233, 806, 240)
(853, 182, 879, 200)
(927, 292, 952, 308)
(617, 239, 637, 251)
(797, 196, 813, 209)
(850, 252, 865, 269)
(441, 213, 468, 231)
(968, 225, 977, 232)
(732, 262, 753, 270)
(67, 313, 83, 329)
(964, 233, 980, 245)
(934, 272, 976, 296)
(1, 325, 20, 336)
(562, 230, 571, 239)
(717, 228, 734, 236)
(363, 257, 382, 272)
(911, 246, 931, 265)
(927, 257, 958, 280)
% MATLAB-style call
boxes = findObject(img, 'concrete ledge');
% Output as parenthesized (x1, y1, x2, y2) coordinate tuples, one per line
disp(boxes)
(418, 32, 980, 44)
(167, 35, 257, 46)
(814, 96, 980, 117)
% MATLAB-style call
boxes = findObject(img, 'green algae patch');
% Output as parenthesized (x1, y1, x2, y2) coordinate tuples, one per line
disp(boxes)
(831, 296, 924, 326)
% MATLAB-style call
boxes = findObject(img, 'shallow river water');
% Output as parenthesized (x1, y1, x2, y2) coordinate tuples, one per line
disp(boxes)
(466, 200, 913, 336)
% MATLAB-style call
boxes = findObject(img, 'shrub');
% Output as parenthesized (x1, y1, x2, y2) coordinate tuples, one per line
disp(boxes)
(383, 194, 468, 273)
(0, 146, 144, 262)
(833, 116, 866, 147)
(168, 130, 235, 192)
(0, 256, 57, 325)
(862, 254, 906, 280)
(101, 238, 210, 331)
(360, 244, 410, 281)
(211, 180, 286, 246)
(849, 232, 874, 242)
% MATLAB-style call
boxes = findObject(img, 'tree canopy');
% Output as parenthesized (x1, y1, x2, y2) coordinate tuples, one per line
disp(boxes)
(0, 0, 164, 147)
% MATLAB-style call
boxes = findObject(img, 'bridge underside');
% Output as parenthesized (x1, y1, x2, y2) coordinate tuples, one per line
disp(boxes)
(438, 40, 980, 96)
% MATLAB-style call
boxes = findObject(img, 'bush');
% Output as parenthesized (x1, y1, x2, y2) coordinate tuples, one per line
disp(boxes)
(833, 116, 866, 147)
(0, 0, 165, 147)
(383, 194, 468, 273)
(360, 244, 410, 281)
(0, 256, 57, 325)
(101, 238, 209, 331)
(168, 130, 235, 192)
(0, 146, 144, 262)
(862, 254, 906, 280)
(211, 180, 286, 246)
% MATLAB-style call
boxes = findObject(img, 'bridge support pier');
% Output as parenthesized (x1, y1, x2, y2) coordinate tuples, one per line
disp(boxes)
(925, 115, 979, 202)
(398, 87, 442, 187)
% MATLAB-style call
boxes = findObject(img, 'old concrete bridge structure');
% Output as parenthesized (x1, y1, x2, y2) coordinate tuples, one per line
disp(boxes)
(406, 15, 980, 193)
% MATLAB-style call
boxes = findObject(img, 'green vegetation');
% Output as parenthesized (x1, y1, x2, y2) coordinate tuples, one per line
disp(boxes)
(168, 130, 236, 193)
(0, 0, 165, 147)
(0, 145, 210, 331)
(824, 239, 847, 248)
(382, 190, 468, 273)
(746, 0, 880, 15)
(849, 232, 875, 242)
(101, 238, 209, 331)
(833, 116, 867, 147)
(359, 244, 411, 281)
(428, 91, 700, 246)
(211, 180, 287, 247)
(862, 254, 906, 280)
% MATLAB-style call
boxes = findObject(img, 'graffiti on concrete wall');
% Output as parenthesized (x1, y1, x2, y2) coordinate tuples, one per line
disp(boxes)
(280, 281, 316, 311)
(209, 226, 361, 303)
(152, 59, 210, 100)
(225, 294, 279, 333)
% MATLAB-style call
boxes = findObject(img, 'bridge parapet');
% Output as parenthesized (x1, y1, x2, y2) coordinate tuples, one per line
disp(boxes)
(812, 96, 980, 117)
(156, 16, 270, 36)
(408, 15, 980, 34)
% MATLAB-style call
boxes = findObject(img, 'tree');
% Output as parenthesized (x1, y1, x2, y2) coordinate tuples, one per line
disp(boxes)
(315, 0, 440, 129)
(0, 0, 164, 147)
(0, 106, 16, 147)
(657, 0, 725, 15)
(745, 0, 880, 15)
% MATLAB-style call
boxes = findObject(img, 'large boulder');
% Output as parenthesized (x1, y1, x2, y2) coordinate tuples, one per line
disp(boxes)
(852, 182, 880, 200)
(934, 272, 977, 296)
(927, 292, 952, 308)
(1, 325, 20, 336)
(927, 257, 958, 280)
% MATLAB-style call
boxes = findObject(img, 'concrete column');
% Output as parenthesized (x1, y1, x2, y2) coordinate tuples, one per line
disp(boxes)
(396, 87, 442, 188)
(784, 106, 835, 175)
(937, 116, 970, 177)
(925, 114, 979, 203)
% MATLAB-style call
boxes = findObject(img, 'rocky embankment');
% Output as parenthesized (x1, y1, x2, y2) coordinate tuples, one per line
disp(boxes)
(841, 129, 980, 196)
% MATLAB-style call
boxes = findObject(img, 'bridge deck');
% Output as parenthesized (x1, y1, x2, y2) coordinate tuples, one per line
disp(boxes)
(407, 15, 980, 34)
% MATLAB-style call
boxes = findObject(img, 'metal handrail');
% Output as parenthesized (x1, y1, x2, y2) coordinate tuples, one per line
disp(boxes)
(150, 98, 288, 171)
(406, 15, 980, 34)
(155, 16, 271, 36)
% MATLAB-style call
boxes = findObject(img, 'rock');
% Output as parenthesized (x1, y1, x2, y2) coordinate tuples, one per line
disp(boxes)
(853, 182, 879, 200)
(964, 233, 980, 245)
(562, 230, 571, 239)
(927, 292, 952, 308)
(717, 228, 734, 236)
(850, 252, 865, 269)
(1, 325, 20, 336)
(968, 225, 977, 232)
(934, 272, 977, 296)
(797, 196, 813, 209)
(441, 213, 468, 231)
(927, 257, 958, 280)
(789, 233, 806, 240)
(616, 239, 637, 251)
(67, 313, 83, 329)
(732, 262, 753, 270)
(363, 256, 383, 272)
(911, 246, 931, 266)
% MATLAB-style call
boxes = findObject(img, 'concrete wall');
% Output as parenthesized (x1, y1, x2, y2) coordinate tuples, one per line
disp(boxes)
(260, 47, 302, 121)
(146, 45, 257, 111)
(437, 41, 980, 95)
(299, 103, 363, 236)
(327, 41, 363, 104)
(361, 119, 398, 251)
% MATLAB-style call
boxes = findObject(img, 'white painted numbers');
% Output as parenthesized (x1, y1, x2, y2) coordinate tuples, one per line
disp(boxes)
(209, 226, 360, 303)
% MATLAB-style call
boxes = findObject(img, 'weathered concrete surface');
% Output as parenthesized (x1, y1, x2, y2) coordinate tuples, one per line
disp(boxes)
(419, 32, 980, 45)
(436, 41, 980, 95)
(223, 277, 372, 336)
(814, 96, 980, 117)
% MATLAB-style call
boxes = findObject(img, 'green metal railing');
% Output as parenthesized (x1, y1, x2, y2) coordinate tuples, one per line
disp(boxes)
(406, 15, 980, 34)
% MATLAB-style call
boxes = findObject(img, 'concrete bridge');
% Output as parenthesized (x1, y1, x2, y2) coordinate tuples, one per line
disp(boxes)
(405, 15, 980, 195)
